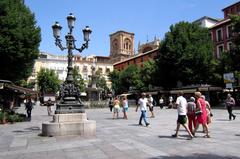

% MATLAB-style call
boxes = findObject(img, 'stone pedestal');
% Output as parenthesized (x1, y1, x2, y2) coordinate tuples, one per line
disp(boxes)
(42, 113, 96, 137)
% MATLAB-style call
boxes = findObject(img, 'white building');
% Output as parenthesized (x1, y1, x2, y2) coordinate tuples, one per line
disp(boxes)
(28, 52, 113, 89)
(193, 16, 221, 28)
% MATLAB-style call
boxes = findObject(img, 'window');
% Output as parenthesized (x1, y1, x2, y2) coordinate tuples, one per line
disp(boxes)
(216, 29, 223, 41)
(227, 42, 233, 51)
(98, 67, 103, 74)
(124, 38, 131, 50)
(106, 68, 110, 74)
(227, 25, 233, 38)
(141, 56, 144, 62)
(237, 5, 240, 13)
(83, 65, 88, 72)
(217, 45, 224, 59)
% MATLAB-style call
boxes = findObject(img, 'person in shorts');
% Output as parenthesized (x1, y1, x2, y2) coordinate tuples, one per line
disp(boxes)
(113, 96, 120, 119)
(172, 91, 193, 139)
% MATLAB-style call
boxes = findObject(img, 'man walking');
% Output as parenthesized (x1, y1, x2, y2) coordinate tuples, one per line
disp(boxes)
(136, 93, 150, 127)
(172, 91, 193, 139)
(225, 93, 236, 120)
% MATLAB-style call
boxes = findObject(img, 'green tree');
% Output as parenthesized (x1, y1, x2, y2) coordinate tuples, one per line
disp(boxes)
(229, 15, 240, 71)
(109, 69, 122, 94)
(0, 0, 41, 82)
(37, 68, 60, 95)
(140, 60, 158, 90)
(73, 67, 85, 92)
(157, 21, 219, 89)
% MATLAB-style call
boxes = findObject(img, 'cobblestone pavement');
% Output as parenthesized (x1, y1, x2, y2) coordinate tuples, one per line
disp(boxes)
(0, 103, 240, 159)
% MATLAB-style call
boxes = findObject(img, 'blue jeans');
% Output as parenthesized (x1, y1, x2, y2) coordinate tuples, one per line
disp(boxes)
(139, 110, 148, 125)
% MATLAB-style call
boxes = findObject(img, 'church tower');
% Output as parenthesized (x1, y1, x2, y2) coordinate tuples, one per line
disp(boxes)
(109, 31, 134, 63)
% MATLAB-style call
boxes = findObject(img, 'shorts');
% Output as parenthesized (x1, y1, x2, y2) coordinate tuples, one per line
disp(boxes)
(113, 107, 120, 113)
(177, 115, 187, 125)
(149, 106, 153, 111)
(123, 107, 128, 112)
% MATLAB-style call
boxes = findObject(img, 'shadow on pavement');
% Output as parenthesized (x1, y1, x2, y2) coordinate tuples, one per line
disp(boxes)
(214, 119, 230, 121)
(149, 153, 240, 159)
(12, 126, 41, 134)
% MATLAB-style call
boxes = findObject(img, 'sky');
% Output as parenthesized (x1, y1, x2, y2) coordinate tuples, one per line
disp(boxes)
(24, 0, 239, 57)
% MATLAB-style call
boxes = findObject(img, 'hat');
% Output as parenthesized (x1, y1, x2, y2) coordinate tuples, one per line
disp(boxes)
(190, 97, 195, 102)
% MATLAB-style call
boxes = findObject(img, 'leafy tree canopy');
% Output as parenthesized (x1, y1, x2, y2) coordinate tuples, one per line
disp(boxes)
(37, 68, 60, 94)
(0, 0, 41, 82)
(73, 67, 85, 92)
(157, 21, 219, 88)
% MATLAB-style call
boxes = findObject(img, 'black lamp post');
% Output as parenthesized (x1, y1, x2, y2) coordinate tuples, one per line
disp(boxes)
(52, 13, 92, 114)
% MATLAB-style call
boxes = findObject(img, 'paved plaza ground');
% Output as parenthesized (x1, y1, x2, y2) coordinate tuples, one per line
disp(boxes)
(0, 103, 240, 159)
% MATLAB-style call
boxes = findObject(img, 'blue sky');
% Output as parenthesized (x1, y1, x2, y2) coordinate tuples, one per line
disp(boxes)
(24, 0, 238, 57)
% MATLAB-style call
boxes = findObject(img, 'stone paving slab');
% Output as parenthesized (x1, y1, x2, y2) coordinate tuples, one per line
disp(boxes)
(0, 103, 240, 159)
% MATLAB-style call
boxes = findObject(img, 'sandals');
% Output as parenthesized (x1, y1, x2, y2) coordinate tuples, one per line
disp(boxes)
(203, 134, 211, 138)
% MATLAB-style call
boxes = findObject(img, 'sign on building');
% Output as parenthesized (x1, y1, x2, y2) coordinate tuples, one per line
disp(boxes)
(223, 72, 234, 83)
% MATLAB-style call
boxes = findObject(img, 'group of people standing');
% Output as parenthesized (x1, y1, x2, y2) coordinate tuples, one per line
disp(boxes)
(109, 96, 129, 119)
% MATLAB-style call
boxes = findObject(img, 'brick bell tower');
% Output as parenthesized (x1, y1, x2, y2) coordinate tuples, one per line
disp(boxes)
(109, 31, 134, 63)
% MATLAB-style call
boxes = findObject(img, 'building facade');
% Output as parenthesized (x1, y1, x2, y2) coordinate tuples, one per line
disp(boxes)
(28, 52, 113, 89)
(109, 31, 135, 63)
(210, 1, 240, 58)
(113, 38, 160, 71)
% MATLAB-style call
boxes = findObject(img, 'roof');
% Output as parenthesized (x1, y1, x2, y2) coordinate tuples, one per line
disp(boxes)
(110, 30, 134, 36)
(209, 18, 231, 29)
(193, 16, 221, 23)
(222, 1, 240, 11)
(5, 84, 37, 96)
(113, 48, 159, 66)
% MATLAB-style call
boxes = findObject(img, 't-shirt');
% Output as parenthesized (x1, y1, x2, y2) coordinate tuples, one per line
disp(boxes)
(159, 98, 164, 104)
(176, 96, 187, 115)
(122, 100, 128, 108)
(138, 97, 148, 111)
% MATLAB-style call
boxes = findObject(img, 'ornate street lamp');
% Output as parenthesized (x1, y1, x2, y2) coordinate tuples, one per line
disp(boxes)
(52, 13, 92, 114)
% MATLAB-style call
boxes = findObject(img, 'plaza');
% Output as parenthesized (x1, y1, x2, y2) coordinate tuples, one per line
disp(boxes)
(0, 104, 239, 159)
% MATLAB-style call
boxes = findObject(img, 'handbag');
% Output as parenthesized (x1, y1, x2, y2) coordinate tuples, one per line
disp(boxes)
(195, 108, 202, 116)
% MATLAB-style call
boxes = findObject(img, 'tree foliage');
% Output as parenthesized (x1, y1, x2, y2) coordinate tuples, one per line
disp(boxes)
(0, 0, 41, 82)
(73, 67, 85, 92)
(109, 63, 157, 94)
(157, 21, 220, 88)
(37, 68, 60, 94)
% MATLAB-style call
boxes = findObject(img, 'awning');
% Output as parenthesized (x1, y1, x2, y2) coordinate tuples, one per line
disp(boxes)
(5, 84, 37, 97)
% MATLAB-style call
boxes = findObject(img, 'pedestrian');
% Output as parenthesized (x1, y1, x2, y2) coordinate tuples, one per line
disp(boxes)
(172, 91, 193, 139)
(25, 98, 33, 118)
(147, 94, 155, 118)
(122, 96, 128, 119)
(187, 97, 196, 134)
(201, 95, 212, 127)
(192, 92, 210, 138)
(225, 93, 236, 120)
(113, 96, 120, 119)
(136, 93, 150, 127)
(46, 98, 53, 116)
(159, 97, 164, 109)
(168, 96, 173, 109)
(108, 97, 113, 112)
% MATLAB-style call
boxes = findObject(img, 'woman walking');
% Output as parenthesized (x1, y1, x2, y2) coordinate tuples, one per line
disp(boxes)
(187, 97, 196, 134)
(193, 92, 210, 138)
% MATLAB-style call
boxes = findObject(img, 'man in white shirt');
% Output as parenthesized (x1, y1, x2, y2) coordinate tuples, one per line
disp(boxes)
(136, 93, 150, 126)
(172, 91, 193, 139)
